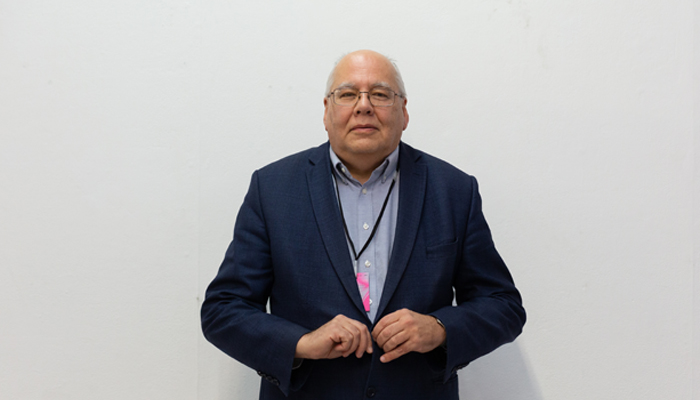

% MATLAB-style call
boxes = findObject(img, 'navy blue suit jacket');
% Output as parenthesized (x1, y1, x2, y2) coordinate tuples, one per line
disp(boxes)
(201, 142, 525, 400)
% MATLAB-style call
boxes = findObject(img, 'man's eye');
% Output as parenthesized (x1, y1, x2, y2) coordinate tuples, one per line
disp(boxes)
(338, 92, 357, 98)
(371, 92, 390, 99)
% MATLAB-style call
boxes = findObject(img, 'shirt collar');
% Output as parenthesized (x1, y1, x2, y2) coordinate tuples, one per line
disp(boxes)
(329, 145, 400, 186)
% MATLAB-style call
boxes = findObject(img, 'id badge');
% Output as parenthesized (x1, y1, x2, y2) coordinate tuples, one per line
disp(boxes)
(356, 272, 370, 312)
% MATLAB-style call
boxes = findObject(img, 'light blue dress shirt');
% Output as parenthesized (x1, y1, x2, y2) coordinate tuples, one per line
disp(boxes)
(329, 146, 400, 322)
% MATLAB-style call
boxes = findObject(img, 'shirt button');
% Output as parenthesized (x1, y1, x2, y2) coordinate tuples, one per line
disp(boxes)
(366, 387, 376, 397)
(365, 260, 371, 267)
(362, 188, 368, 195)
(363, 222, 369, 230)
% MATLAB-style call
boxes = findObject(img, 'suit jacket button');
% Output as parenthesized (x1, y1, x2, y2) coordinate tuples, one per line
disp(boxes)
(366, 387, 376, 398)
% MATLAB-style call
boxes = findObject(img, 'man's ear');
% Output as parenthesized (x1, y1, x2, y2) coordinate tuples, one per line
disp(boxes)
(402, 98, 409, 130)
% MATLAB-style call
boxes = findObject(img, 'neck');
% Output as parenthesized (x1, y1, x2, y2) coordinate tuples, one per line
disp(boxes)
(338, 155, 385, 185)
(346, 162, 379, 185)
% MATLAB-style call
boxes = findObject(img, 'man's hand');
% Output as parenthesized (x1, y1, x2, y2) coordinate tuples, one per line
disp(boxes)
(295, 315, 373, 360)
(372, 309, 446, 363)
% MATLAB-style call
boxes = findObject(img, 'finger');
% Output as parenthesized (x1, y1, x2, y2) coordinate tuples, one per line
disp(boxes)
(372, 319, 386, 340)
(374, 318, 403, 348)
(381, 329, 409, 353)
(365, 326, 374, 354)
(345, 321, 365, 358)
(328, 323, 355, 356)
(329, 344, 346, 359)
(354, 325, 369, 358)
(340, 319, 371, 358)
(355, 323, 374, 357)
(371, 313, 392, 337)
(380, 340, 410, 363)
(346, 321, 370, 357)
(339, 326, 358, 357)
(372, 313, 399, 341)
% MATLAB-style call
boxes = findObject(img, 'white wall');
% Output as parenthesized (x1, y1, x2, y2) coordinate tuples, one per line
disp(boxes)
(1, 1, 696, 399)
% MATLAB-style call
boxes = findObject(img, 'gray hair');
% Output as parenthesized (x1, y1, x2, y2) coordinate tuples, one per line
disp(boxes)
(325, 53, 407, 98)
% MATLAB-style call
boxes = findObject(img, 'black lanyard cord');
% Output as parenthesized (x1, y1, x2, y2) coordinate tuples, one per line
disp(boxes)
(333, 166, 399, 264)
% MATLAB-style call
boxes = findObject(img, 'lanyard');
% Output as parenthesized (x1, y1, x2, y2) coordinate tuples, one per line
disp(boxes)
(333, 165, 399, 269)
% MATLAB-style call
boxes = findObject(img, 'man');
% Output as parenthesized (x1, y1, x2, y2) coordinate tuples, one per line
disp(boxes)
(201, 50, 525, 400)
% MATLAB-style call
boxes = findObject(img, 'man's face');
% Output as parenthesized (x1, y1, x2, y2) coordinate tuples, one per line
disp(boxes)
(323, 51, 409, 167)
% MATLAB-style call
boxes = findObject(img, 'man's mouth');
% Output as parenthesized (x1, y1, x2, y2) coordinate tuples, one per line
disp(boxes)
(351, 124, 378, 133)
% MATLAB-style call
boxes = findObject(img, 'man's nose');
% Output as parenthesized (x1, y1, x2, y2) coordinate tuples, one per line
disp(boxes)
(354, 92, 374, 115)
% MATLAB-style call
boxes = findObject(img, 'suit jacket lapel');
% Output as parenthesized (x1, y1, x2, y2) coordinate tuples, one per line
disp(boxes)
(306, 143, 369, 320)
(376, 143, 427, 320)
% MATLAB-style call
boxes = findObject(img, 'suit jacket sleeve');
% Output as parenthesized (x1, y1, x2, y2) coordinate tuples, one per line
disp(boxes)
(201, 170, 309, 396)
(428, 175, 526, 382)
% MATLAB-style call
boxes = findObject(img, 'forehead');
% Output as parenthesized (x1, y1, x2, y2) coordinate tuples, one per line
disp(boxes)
(331, 54, 397, 89)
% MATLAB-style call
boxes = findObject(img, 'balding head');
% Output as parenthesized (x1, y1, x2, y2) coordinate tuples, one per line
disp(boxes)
(325, 50, 407, 98)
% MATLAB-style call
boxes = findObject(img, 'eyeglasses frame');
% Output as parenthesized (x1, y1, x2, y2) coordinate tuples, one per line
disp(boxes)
(327, 87, 404, 107)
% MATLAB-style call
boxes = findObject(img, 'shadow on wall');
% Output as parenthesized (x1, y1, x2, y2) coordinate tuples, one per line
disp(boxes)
(459, 341, 542, 400)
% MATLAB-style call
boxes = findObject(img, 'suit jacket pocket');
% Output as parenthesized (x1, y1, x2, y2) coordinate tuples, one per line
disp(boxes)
(426, 238, 458, 259)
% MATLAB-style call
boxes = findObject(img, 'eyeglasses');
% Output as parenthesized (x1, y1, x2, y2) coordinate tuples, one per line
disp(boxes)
(328, 87, 402, 107)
